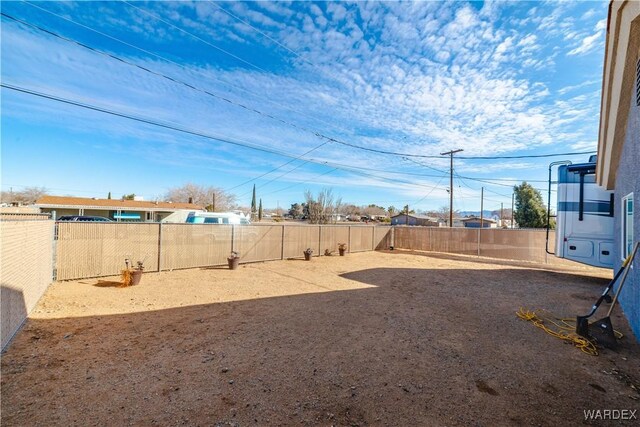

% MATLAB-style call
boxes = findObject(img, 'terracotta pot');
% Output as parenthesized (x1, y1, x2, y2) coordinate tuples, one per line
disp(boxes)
(304, 252, 312, 261)
(228, 257, 239, 270)
(131, 269, 143, 286)
(339, 248, 346, 256)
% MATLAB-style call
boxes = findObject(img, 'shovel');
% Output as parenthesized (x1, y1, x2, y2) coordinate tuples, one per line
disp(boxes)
(587, 242, 639, 349)
(576, 250, 634, 337)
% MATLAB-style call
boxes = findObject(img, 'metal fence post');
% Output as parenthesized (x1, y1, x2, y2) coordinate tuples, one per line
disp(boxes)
(157, 222, 163, 272)
(391, 226, 395, 249)
(281, 225, 285, 260)
(231, 225, 235, 253)
(371, 226, 375, 251)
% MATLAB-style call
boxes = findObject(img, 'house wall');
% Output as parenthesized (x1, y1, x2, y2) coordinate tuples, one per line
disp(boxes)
(613, 72, 640, 340)
(391, 216, 416, 226)
(463, 220, 496, 228)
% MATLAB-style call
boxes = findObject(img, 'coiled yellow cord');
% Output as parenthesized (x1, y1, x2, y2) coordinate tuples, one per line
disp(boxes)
(515, 308, 619, 356)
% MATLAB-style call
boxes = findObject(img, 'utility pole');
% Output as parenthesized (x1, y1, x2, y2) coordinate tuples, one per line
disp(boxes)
(511, 192, 515, 229)
(480, 187, 484, 228)
(440, 149, 464, 227)
(211, 193, 216, 212)
(500, 202, 503, 228)
(479, 187, 484, 256)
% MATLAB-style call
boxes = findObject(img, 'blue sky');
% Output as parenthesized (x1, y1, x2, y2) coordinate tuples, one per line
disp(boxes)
(1, 0, 608, 212)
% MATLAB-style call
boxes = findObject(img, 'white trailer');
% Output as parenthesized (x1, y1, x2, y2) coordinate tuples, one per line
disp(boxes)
(548, 156, 615, 269)
(161, 210, 251, 225)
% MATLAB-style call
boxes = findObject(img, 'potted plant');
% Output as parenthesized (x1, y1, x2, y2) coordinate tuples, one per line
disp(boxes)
(303, 248, 313, 261)
(338, 243, 347, 256)
(121, 258, 144, 287)
(228, 251, 240, 270)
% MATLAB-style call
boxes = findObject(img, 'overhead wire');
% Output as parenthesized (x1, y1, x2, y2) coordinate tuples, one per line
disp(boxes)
(205, 0, 313, 67)
(11, 4, 596, 166)
(224, 142, 329, 192)
(262, 167, 338, 196)
(120, 0, 270, 74)
(17, 1, 348, 136)
(5, 2, 587, 204)
(2, 82, 452, 195)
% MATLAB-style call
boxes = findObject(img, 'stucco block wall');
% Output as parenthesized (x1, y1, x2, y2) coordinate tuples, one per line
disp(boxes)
(1, 220, 54, 350)
(614, 85, 640, 340)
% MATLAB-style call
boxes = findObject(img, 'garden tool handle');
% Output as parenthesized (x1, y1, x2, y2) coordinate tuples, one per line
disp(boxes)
(607, 241, 640, 317)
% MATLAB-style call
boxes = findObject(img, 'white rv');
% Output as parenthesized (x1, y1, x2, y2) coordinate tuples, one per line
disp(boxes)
(550, 156, 614, 268)
(161, 210, 251, 225)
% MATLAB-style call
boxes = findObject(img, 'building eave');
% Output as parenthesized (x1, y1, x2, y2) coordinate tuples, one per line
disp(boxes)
(597, 0, 640, 190)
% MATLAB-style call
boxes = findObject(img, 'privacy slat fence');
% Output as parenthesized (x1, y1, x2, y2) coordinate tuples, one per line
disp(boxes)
(55, 224, 392, 280)
(52, 224, 563, 281)
(0, 221, 578, 353)
(56, 223, 160, 280)
(160, 224, 232, 270)
(393, 226, 555, 264)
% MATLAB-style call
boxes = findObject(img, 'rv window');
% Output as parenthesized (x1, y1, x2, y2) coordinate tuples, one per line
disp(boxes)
(622, 193, 634, 259)
(204, 217, 219, 224)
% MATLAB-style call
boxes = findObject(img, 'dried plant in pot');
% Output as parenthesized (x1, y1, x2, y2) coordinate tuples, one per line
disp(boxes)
(121, 258, 144, 287)
(303, 248, 313, 261)
(228, 251, 240, 270)
(338, 243, 347, 256)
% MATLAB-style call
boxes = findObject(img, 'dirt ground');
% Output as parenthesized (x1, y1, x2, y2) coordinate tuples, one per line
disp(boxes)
(2, 250, 639, 426)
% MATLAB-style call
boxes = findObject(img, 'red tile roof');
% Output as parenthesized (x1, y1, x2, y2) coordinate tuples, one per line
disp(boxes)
(36, 195, 202, 210)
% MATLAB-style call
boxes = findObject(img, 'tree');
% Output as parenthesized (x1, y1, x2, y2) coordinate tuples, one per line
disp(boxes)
(165, 183, 237, 211)
(289, 203, 304, 219)
(304, 188, 341, 224)
(122, 193, 136, 200)
(513, 182, 548, 228)
(107, 192, 112, 200)
(401, 205, 415, 215)
(258, 198, 263, 221)
(363, 204, 387, 217)
(251, 184, 257, 221)
(388, 206, 397, 216)
(427, 205, 459, 225)
(4, 186, 49, 204)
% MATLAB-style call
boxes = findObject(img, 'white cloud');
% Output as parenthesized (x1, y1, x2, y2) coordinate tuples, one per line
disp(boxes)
(2, 0, 605, 206)
(567, 20, 605, 56)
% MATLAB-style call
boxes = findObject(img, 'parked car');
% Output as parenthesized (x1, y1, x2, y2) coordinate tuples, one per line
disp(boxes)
(57, 215, 113, 222)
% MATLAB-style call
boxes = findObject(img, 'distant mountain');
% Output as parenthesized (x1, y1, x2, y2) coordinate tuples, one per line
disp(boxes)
(458, 210, 502, 218)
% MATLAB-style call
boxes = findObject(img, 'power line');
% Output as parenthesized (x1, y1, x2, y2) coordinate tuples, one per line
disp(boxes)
(2, 82, 297, 157)
(206, 0, 313, 66)
(17, 1, 347, 137)
(2, 82, 449, 194)
(0, 12, 331, 143)
(262, 168, 338, 196)
(411, 175, 446, 206)
(224, 143, 329, 192)
(8, 8, 596, 164)
(17, 2, 597, 163)
(120, 0, 270, 74)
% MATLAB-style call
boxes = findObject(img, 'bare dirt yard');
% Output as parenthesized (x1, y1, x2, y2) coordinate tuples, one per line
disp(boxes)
(2, 250, 639, 426)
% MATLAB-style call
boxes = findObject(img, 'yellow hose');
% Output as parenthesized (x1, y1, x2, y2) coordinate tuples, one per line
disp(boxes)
(515, 308, 624, 356)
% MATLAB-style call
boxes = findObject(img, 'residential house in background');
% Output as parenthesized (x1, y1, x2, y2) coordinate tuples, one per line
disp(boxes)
(596, 0, 639, 338)
(390, 213, 440, 226)
(36, 195, 202, 222)
(461, 217, 498, 228)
